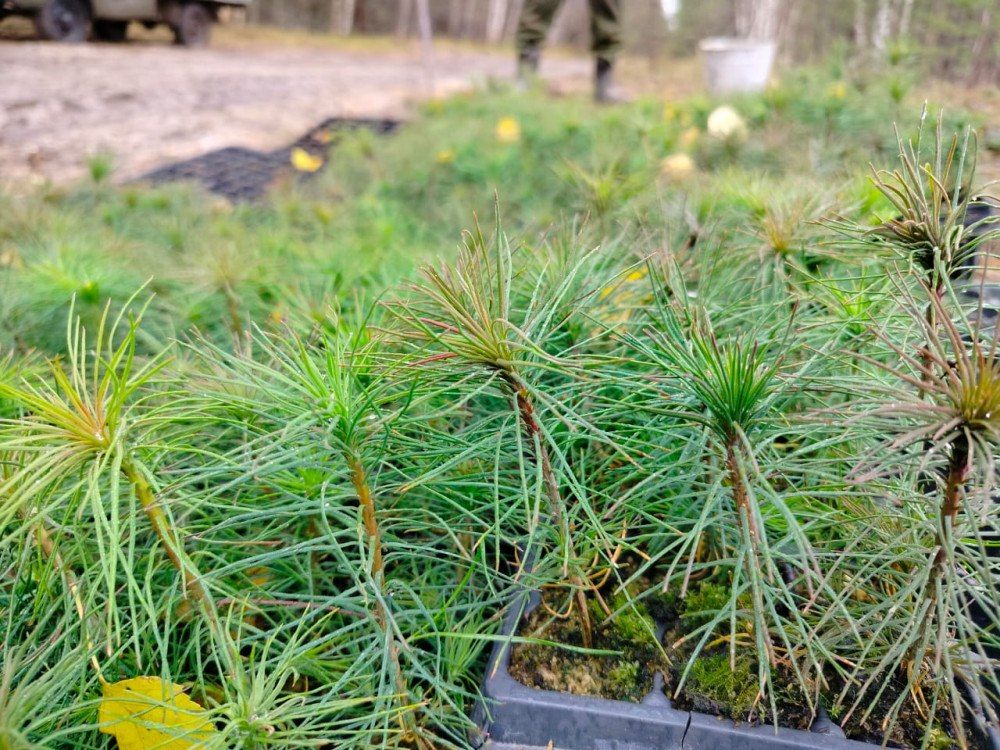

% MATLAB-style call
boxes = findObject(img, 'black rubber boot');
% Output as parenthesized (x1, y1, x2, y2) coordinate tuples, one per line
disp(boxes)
(595, 57, 624, 104)
(516, 47, 541, 89)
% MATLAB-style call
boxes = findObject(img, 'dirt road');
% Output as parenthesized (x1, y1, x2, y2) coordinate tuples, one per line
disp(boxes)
(0, 35, 588, 187)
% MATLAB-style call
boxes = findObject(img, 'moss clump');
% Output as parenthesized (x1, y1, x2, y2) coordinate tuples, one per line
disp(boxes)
(608, 660, 639, 692)
(927, 726, 957, 750)
(680, 583, 729, 628)
(512, 587, 670, 703)
(685, 652, 759, 720)
(586, 590, 657, 645)
(609, 592, 656, 644)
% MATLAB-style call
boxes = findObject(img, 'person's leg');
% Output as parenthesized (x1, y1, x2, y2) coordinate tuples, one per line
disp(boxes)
(516, 0, 563, 78)
(588, 0, 623, 102)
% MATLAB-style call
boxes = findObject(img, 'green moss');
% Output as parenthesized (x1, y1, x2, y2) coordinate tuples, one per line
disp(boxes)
(608, 661, 639, 692)
(609, 592, 656, 644)
(685, 653, 759, 719)
(927, 726, 957, 750)
(681, 583, 729, 627)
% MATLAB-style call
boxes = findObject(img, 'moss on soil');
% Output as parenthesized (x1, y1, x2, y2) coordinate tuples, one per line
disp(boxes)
(683, 652, 760, 719)
(507, 576, 963, 748)
(508, 583, 671, 703)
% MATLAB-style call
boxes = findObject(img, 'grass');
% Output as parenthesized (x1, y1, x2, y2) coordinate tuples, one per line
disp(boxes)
(1, 65, 998, 749)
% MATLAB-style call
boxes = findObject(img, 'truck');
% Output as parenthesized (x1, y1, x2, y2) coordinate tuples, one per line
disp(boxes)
(0, 0, 251, 45)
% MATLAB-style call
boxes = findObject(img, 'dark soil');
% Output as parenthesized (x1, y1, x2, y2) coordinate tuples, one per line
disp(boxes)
(826, 672, 964, 749)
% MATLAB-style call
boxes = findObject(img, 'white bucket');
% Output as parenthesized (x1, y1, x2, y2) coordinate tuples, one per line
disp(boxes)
(698, 37, 776, 94)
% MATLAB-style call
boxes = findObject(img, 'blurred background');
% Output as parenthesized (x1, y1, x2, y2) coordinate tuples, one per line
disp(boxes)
(245, 0, 998, 84)
(1, 0, 997, 188)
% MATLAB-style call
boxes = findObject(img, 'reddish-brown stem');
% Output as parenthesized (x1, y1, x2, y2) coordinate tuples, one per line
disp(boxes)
(726, 440, 760, 545)
(122, 459, 243, 679)
(913, 433, 970, 664)
(124, 460, 215, 612)
(345, 452, 414, 739)
(348, 455, 384, 581)
(931, 434, 970, 580)
(725, 437, 776, 666)
(506, 372, 593, 648)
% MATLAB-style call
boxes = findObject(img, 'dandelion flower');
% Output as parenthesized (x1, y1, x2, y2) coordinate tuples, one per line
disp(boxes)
(436, 149, 455, 164)
(495, 117, 521, 144)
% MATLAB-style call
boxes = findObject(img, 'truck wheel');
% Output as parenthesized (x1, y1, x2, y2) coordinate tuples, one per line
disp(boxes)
(93, 19, 128, 42)
(35, 0, 90, 42)
(173, 2, 212, 47)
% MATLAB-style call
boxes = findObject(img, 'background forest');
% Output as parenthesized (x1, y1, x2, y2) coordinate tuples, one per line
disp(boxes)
(245, 0, 999, 84)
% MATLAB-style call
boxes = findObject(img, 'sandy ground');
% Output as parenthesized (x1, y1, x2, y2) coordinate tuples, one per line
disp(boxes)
(0, 32, 589, 187)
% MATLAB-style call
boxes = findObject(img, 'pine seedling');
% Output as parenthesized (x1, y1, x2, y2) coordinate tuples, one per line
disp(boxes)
(0, 299, 240, 682)
(388, 214, 605, 647)
(185, 311, 442, 747)
(842, 284, 1000, 744)
(830, 113, 987, 285)
(624, 276, 831, 719)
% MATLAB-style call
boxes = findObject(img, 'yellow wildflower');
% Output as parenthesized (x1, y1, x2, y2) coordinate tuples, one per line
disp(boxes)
(495, 117, 521, 144)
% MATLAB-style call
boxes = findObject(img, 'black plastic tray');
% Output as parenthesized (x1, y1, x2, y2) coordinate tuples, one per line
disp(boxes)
(473, 590, 1000, 750)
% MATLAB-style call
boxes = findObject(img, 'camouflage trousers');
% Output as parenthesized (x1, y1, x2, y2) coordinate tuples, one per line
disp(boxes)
(516, 0, 622, 62)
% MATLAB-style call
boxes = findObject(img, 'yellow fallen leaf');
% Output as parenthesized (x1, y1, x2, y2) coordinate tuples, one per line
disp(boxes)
(495, 116, 521, 144)
(290, 147, 324, 173)
(99, 677, 217, 750)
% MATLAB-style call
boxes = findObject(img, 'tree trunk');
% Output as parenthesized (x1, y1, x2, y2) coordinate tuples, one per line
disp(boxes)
(898, 0, 914, 39)
(447, 0, 463, 36)
(736, 0, 782, 41)
(461, 0, 481, 39)
(416, 0, 435, 93)
(502, 0, 525, 40)
(396, 0, 413, 37)
(343, 0, 357, 35)
(853, 0, 868, 47)
(968, 6, 996, 83)
(872, 0, 892, 51)
(486, 0, 508, 43)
